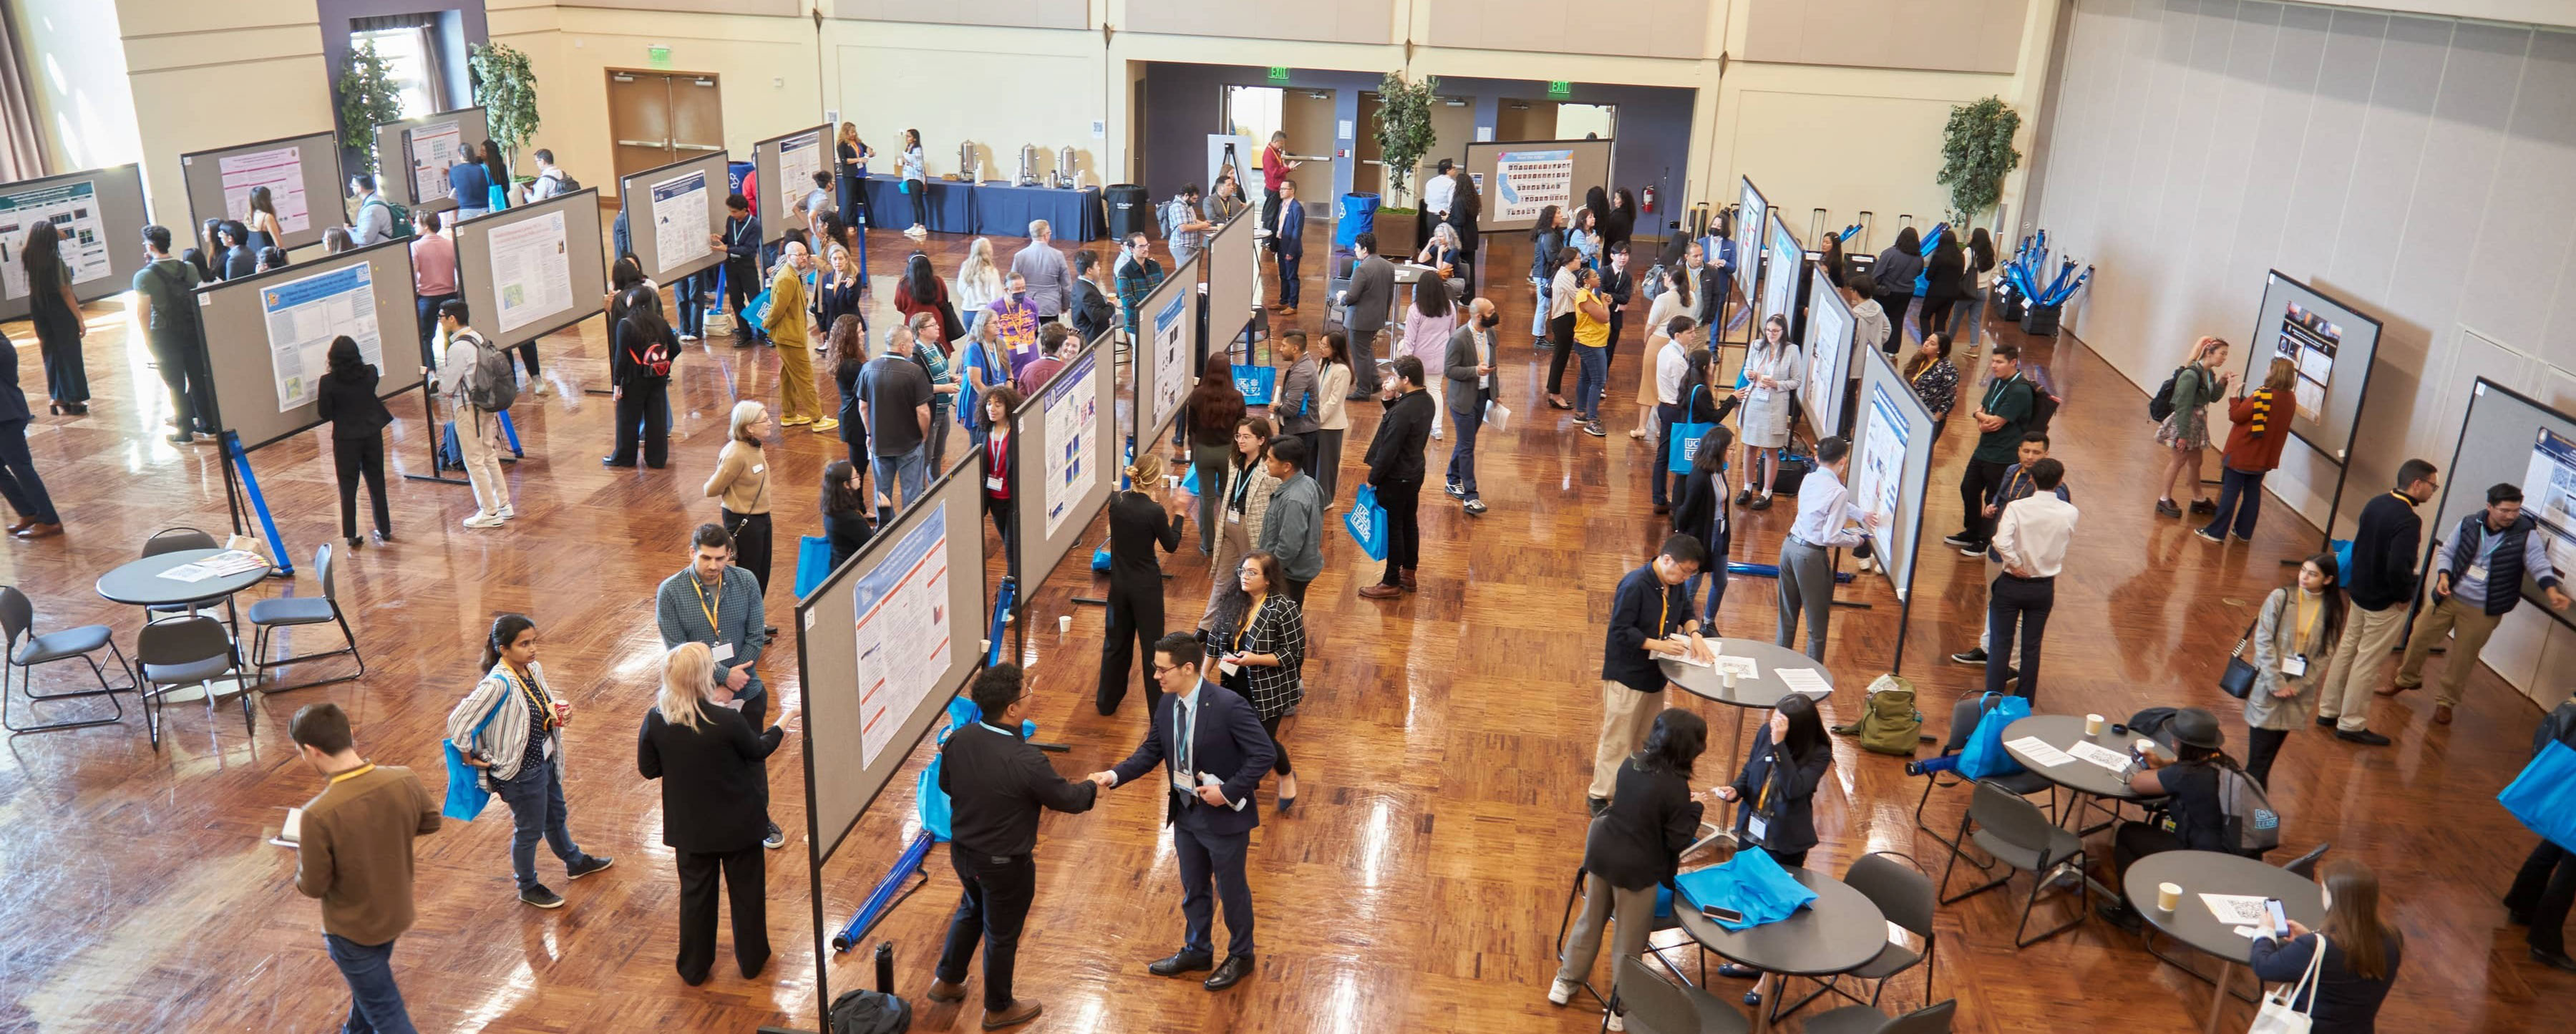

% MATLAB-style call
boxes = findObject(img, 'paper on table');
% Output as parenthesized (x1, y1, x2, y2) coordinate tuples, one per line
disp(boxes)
(157, 562, 217, 582)
(1711, 655, 1759, 678)
(200, 550, 269, 575)
(1774, 668, 1831, 696)
(2004, 735, 2076, 767)
(2202, 893, 2271, 926)
(2066, 740, 2134, 773)
(2232, 925, 2266, 939)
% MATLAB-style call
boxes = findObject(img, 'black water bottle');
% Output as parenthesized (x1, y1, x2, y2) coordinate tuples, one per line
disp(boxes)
(874, 940, 894, 994)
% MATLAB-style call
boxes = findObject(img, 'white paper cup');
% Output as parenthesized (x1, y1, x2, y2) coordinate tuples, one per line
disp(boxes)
(2156, 882, 2182, 912)
(1166, 474, 1180, 489)
(1720, 670, 1738, 691)
(2085, 713, 2105, 736)
(980, 638, 992, 655)
(1059, 615, 1073, 634)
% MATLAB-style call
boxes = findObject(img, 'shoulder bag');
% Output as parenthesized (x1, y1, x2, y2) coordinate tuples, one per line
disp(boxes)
(2247, 932, 2323, 1034)
(440, 688, 512, 821)
(1667, 386, 1715, 476)
(2219, 616, 2261, 699)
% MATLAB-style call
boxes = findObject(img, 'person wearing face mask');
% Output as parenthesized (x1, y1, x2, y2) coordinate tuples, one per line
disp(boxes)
(2250, 859, 2404, 1032)
(1710, 693, 1832, 1008)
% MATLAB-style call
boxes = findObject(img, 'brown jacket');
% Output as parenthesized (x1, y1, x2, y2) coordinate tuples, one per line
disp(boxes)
(295, 763, 441, 945)
(2219, 388, 2292, 474)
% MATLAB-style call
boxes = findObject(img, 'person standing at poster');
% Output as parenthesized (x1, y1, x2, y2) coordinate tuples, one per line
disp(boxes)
(1100, 455, 1185, 716)
(2382, 483, 2573, 725)
(1776, 437, 1878, 662)
(449, 142, 492, 221)
(21, 222, 88, 414)
(2315, 459, 2438, 746)
(2195, 359, 2297, 545)
(129, 225, 213, 447)
(1342, 234, 1395, 399)
(315, 337, 394, 547)
(409, 212, 457, 366)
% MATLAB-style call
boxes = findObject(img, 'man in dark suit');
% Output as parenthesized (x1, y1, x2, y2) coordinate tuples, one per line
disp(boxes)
(1358, 356, 1436, 600)
(1341, 231, 1395, 396)
(1270, 179, 1306, 316)
(1090, 633, 1276, 992)
(930, 664, 1097, 1029)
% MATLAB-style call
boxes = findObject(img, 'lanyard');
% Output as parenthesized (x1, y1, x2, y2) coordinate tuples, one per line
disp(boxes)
(328, 762, 376, 786)
(503, 667, 555, 731)
(1657, 585, 1671, 639)
(2292, 591, 2319, 646)
(1982, 373, 2019, 412)
(1756, 751, 1776, 811)
(693, 575, 723, 635)
(2004, 469, 2031, 502)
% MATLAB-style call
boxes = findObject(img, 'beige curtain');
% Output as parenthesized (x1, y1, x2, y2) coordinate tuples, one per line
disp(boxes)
(0, 1, 51, 180)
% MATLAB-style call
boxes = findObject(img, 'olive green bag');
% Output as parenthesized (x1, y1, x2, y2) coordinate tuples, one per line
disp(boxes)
(1832, 674, 1925, 756)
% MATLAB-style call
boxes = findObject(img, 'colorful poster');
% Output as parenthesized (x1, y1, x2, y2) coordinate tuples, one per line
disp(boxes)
(779, 130, 825, 210)
(1801, 278, 1851, 436)
(850, 502, 952, 767)
(1041, 350, 1101, 539)
(409, 120, 463, 205)
(487, 210, 573, 334)
(0, 180, 111, 301)
(1492, 149, 1574, 224)
(1853, 382, 1911, 534)
(219, 145, 311, 234)
(2523, 428, 2576, 582)
(263, 263, 383, 412)
(650, 170, 712, 270)
(1762, 217, 1801, 331)
(1150, 286, 1191, 436)
(2271, 298, 2342, 425)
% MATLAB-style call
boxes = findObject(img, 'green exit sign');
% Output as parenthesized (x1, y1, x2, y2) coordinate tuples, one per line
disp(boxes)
(1548, 80, 1572, 97)
(648, 45, 672, 68)
(1267, 67, 1290, 82)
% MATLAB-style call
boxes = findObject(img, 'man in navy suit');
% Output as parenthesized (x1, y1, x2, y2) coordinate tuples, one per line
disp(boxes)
(1089, 632, 1275, 991)
(1269, 179, 1306, 316)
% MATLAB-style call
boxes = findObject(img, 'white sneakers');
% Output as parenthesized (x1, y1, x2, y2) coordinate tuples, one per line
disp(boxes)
(496, 504, 516, 521)
(1547, 978, 1578, 1006)
(462, 511, 504, 529)
(530, 381, 553, 397)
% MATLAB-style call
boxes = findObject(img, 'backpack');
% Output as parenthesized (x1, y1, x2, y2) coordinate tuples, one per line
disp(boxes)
(1158, 198, 1182, 241)
(826, 988, 911, 1034)
(455, 330, 519, 412)
(1830, 674, 1924, 756)
(1640, 263, 1671, 303)
(2147, 366, 2187, 422)
(2215, 761, 2283, 856)
(361, 195, 412, 239)
(2025, 386, 2061, 435)
(623, 319, 673, 380)
(546, 169, 581, 194)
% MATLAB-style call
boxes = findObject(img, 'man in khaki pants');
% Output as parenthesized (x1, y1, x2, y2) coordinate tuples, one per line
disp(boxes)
(1591, 535, 1714, 815)
(2381, 482, 2572, 725)
(2316, 459, 2437, 745)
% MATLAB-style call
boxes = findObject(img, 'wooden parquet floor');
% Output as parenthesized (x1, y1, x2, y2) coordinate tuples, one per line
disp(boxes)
(0, 210, 2567, 1033)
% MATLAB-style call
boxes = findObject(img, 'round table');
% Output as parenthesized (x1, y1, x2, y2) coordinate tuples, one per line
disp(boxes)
(2001, 714, 2175, 834)
(96, 548, 270, 610)
(2124, 850, 2325, 1034)
(1674, 865, 1888, 1034)
(1662, 638, 1835, 775)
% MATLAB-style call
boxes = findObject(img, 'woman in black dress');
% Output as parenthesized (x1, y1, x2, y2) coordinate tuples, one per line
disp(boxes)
(19, 222, 87, 414)
(313, 336, 392, 545)
(1098, 453, 1183, 716)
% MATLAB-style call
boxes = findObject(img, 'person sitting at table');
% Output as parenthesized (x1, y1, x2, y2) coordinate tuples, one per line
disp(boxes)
(2250, 857, 2402, 1033)
(2099, 706, 2239, 930)
(1548, 708, 1708, 1027)
(1710, 692, 1832, 1008)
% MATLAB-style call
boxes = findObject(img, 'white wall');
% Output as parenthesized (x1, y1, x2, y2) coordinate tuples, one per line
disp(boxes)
(114, 0, 336, 230)
(16, 0, 144, 175)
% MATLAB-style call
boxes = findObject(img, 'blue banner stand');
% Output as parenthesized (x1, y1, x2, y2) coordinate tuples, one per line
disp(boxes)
(497, 409, 525, 458)
(830, 830, 935, 952)
(221, 431, 295, 577)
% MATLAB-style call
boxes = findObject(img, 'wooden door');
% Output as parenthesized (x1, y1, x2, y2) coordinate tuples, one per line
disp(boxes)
(605, 71, 724, 195)
(1353, 92, 1384, 197)
(1279, 88, 1335, 220)
(670, 74, 724, 163)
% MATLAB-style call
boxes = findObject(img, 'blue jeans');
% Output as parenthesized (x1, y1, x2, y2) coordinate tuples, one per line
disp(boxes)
(1446, 401, 1482, 499)
(494, 756, 586, 892)
(2204, 467, 2266, 540)
(873, 444, 929, 515)
(1947, 291, 1987, 345)
(1574, 344, 1607, 421)
(326, 934, 416, 1034)
(1686, 568, 1727, 620)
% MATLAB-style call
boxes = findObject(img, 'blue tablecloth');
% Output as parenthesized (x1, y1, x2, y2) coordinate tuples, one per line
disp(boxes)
(857, 174, 1105, 241)
(862, 174, 975, 235)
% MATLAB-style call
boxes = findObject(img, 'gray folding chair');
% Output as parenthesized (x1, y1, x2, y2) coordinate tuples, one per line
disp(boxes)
(141, 526, 238, 626)
(137, 615, 249, 749)
(1938, 780, 2089, 948)
(1, 586, 136, 735)
(1801, 998, 1957, 1034)
(1782, 852, 1937, 1016)
(247, 544, 363, 693)
(1913, 695, 2057, 860)
(2280, 842, 2329, 879)
(1607, 954, 1751, 1034)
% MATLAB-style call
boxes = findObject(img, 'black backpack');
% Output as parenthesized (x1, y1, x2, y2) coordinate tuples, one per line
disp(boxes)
(2147, 366, 2188, 422)
(827, 989, 911, 1034)
(2026, 386, 2061, 435)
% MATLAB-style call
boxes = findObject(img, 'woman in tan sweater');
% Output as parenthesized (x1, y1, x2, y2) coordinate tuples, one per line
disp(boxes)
(704, 401, 776, 595)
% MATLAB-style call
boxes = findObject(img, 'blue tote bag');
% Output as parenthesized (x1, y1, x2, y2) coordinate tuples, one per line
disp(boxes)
(440, 695, 511, 821)
(1234, 363, 1277, 406)
(1667, 386, 1715, 476)
(1674, 845, 1820, 931)
(793, 535, 835, 599)
(1954, 691, 2030, 780)
(2501, 740, 2576, 850)
(1344, 483, 1390, 562)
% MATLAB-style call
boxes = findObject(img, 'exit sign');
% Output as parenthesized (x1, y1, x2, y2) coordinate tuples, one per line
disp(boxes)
(1548, 80, 1572, 97)
(1267, 67, 1290, 82)
(648, 44, 672, 68)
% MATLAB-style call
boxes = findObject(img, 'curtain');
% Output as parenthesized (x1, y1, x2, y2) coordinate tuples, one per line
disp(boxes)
(351, 13, 452, 112)
(0, 1, 51, 180)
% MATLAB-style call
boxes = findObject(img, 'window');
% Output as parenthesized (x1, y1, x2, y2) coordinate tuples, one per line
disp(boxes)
(351, 26, 440, 120)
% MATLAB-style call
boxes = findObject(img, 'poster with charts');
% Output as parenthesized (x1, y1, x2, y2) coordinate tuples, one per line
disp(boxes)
(1802, 278, 1850, 435)
(263, 263, 383, 412)
(1492, 150, 1574, 224)
(2523, 428, 2576, 580)
(1854, 381, 1911, 536)
(487, 210, 572, 334)
(1042, 350, 1101, 539)
(779, 131, 825, 209)
(219, 145, 311, 234)
(1151, 286, 1190, 436)
(2271, 299, 2341, 425)
(850, 502, 952, 768)
(0, 180, 110, 301)
(409, 120, 463, 206)
(651, 170, 712, 269)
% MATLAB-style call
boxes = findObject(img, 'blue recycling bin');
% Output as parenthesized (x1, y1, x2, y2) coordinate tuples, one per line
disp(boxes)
(1336, 192, 1380, 249)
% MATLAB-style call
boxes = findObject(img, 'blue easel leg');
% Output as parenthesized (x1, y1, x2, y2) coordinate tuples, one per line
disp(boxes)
(225, 431, 294, 575)
(497, 409, 524, 457)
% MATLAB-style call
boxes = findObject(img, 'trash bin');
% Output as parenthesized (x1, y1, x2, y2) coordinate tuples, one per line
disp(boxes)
(1106, 184, 1151, 240)
(1336, 192, 1380, 250)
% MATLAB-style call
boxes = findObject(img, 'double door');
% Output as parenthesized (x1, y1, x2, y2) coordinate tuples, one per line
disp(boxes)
(607, 70, 725, 191)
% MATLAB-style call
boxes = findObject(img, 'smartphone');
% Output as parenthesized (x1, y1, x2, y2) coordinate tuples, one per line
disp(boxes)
(2264, 898, 2289, 936)
(1701, 904, 1745, 925)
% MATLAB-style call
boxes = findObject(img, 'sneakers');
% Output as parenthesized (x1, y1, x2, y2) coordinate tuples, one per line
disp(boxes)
(530, 381, 553, 397)
(2155, 498, 2182, 518)
(567, 855, 615, 880)
(462, 511, 504, 530)
(1957, 542, 1987, 558)
(763, 821, 786, 850)
(1463, 499, 1488, 515)
(780, 415, 813, 427)
(679, 333, 701, 343)
(1942, 532, 1977, 548)
(1606, 1010, 1625, 1030)
(811, 418, 840, 433)
(1445, 481, 1465, 499)
(520, 884, 565, 909)
(1581, 421, 1607, 437)
(2193, 529, 2225, 544)
(1547, 977, 1579, 1006)
(496, 504, 516, 521)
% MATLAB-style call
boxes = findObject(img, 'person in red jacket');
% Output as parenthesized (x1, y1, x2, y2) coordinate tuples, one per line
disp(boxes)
(2197, 358, 2297, 545)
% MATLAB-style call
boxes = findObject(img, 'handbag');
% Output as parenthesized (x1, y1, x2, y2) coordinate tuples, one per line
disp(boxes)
(1955, 691, 2031, 780)
(1667, 385, 1715, 476)
(793, 535, 835, 599)
(1345, 483, 1389, 562)
(439, 692, 512, 821)
(2500, 740, 2576, 850)
(1233, 363, 1277, 406)
(2247, 932, 2325, 1034)
(2219, 616, 2261, 699)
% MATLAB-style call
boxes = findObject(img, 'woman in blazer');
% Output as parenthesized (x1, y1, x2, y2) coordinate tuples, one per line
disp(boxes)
(1548, 708, 1708, 1016)
(2243, 551, 2346, 787)
(639, 642, 786, 985)
(2250, 859, 2403, 1033)
(1099, 454, 1184, 716)
(704, 401, 776, 596)
(1733, 316, 1802, 510)
(313, 336, 393, 546)
(1712, 691, 1831, 1007)
(445, 613, 612, 910)
(811, 243, 868, 360)
(1207, 550, 1307, 810)
(1312, 331, 1353, 506)
(1201, 416, 1279, 630)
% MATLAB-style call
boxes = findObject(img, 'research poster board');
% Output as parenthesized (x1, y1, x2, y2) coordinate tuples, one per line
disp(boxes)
(1852, 345, 1936, 600)
(454, 187, 608, 351)
(1013, 335, 1118, 590)
(1135, 259, 1200, 444)
(194, 237, 423, 452)
(1760, 213, 1802, 336)
(1204, 212, 1255, 348)
(2428, 379, 2576, 629)
(1738, 176, 1770, 299)
(753, 125, 830, 243)
(1463, 138, 1612, 233)
(180, 131, 346, 252)
(2243, 270, 2381, 463)
(371, 107, 490, 214)
(795, 455, 988, 861)
(0, 164, 150, 321)
(1800, 269, 1856, 439)
(619, 152, 731, 286)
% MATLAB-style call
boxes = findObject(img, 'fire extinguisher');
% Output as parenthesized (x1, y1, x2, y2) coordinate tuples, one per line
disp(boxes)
(1641, 185, 1657, 213)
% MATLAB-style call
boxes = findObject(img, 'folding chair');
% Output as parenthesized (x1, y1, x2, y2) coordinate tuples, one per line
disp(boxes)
(1914, 695, 2056, 861)
(1, 587, 136, 735)
(140, 527, 239, 627)
(1606, 954, 1751, 1034)
(137, 615, 250, 749)
(1938, 781, 2089, 948)
(1780, 852, 1936, 1016)
(247, 544, 364, 693)
(1800, 998, 1957, 1034)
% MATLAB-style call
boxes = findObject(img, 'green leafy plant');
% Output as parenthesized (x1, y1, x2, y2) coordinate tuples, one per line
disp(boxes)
(1372, 72, 1439, 203)
(336, 42, 402, 177)
(1937, 96, 2022, 225)
(469, 42, 541, 172)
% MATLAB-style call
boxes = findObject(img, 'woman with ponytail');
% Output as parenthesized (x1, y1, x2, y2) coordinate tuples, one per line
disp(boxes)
(444, 613, 612, 910)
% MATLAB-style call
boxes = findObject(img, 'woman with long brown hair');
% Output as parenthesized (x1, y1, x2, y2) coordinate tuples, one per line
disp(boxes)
(2199, 356, 2298, 545)
(1181, 353, 1246, 554)
(825, 314, 872, 468)
(2250, 858, 2402, 1032)
(1903, 331, 1960, 434)
(835, 122, 872, 229)
(20, 221, 87, 414)
(1201, 415, 1278, 629)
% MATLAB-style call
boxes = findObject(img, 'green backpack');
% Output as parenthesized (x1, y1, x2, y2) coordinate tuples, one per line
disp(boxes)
(1832, 674, 1925, 756)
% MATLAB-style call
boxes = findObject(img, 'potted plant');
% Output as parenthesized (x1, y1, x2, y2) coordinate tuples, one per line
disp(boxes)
(1936, 96, 2021, 229)
(336, 42, 401, 177)
(469, 42, 542, 181)
(1371, 72, 1438, 249)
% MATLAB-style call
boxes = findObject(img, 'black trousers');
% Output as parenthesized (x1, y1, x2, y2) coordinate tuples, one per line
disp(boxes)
(1919, 297, 1957, 341)
(2508, 840, 2576, 955)
(415, 293, 454, 367)
(1546, 312, 1577, 395)
(909, 182, 930, 230)
(147, 334, 215, 435)
(675, 845, 768, 984)
(723, 260, 757, 336)
(332, 436, 390, 540)
(610, 382, 670, 467)
(1285, 578, 1309, 608)
(1956, 458, 2009, 543)
(2111, 821, 2183, 909)
(1175, 824, 1256, 959)
(1377, 478, 1422, 582)
(1985, 574, 2054, 703)
(723, 509, 773, 597)
(2243, 727, 2290, 789)
(1098, 577, 1164, 716)
(517, 340, 541, 379)
(1259, 713, 1294, 776)
(988, 497, 1018, 584)
(1261, 188, 1281, 238)
(936, 847, 1036, 1012)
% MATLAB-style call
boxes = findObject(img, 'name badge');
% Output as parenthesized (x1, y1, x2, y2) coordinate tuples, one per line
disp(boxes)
(711, 643, 736, 663)
(986, 475, 1005, 492)
(1172, 770, 1196, 794)
(2465, 563, 2487, 582)
(2282, 654, 2308, 678)
(1218, 658, 1241, 677)
(1226, 509, 1242, 525)
(751, 464, 765, 474)
(1745, 814, 1770, 844)
(1750, 387, 1773, 401)
(542, 733, 557, 760)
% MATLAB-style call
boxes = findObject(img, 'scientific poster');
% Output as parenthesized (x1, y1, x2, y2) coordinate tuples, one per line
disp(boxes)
(651, 170, 712, 269)
(487, 210, 573, 334)
(2524, 428, 2576, 580)
(2272, 299, 2342, 425)
(1042, 351, 1101, 539)
(1738, 181, 1765, 251)
(1151, 287, 1190, 436)
(1802, 285, 1850, 431)
(0, 180, 111, 300)
(219, 146, 310, 233)
(263, 263, 383, 412)
(1492, 150, 1574, 224)
(1853, 383, 1911, 542)
(779, 130, 825, 206)
(850, 502, 952, 767)
(1762, 219, 1800, 329)
(409, 120, 463, 205)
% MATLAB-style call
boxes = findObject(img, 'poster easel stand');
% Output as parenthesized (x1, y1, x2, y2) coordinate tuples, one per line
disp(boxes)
(401, 384, 473, 486)
(215, 431, 294, 577)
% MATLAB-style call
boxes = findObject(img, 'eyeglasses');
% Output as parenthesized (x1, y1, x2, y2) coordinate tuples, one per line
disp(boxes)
(1151, 663, 1189, 677)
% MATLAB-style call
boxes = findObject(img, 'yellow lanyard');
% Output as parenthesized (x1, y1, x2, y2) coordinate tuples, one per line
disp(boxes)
(504, 668, 555, 731)
(1757, 755, 1775, 811)
(1657, 589, 1670, 639)
(693, 575, 722, 633)
(328, 762, 376, 786)
(2292, 592, 2318, 648)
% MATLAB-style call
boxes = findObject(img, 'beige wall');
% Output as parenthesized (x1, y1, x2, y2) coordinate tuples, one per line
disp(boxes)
(114, 0, 336, 228)
(831, 0, 1088, 31)
(1742, 0, 2029, 75)
(825, 21, 1106, 185)
(16, 0, 145, 174)
(1423, 0, 1708, 60)
(1127, 0, 1400, 45)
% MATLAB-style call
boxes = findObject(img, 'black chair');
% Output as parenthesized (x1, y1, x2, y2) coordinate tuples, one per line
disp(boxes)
(1938, 781, 2089, 948)
(140, 526, 238, 626)
(1606, 955, 1750, 1034)
(247, 544, 363, 693)
(1800, 998, 1957, 1034)
(1782, 852, 1936, 1015)
(2280, 842, 2330, 879)
(1913, 694, 2056, 860)
(1, 586, 136, 736)
(137, 615, 249, 749)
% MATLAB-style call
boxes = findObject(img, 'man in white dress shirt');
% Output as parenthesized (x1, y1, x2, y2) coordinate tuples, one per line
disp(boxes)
(1986, 458, 2077, 702)
(1418, 159, 1456, 253)
(1776, 436, 1881, 661)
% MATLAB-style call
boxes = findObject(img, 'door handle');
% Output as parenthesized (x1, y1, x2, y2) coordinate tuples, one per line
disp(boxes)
(674, 143, 724, 152)
(615, 140, 668, 148)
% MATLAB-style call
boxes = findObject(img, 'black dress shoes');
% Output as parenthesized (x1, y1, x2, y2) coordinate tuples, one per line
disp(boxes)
(1148, 949, 1214, 977)
(2532, 947, 2576, 972)
(1203, 954, 1254, 991)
